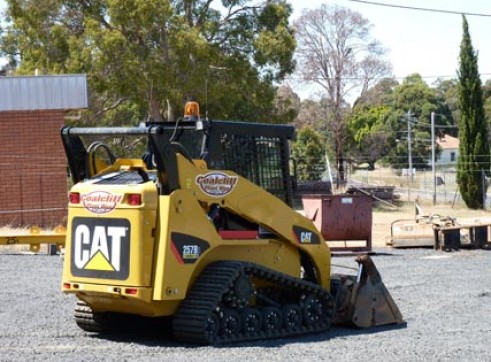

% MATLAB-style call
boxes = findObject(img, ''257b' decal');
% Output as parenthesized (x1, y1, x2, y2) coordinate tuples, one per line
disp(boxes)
(171, 232, 210, 264)
(71, 217, 130, 280)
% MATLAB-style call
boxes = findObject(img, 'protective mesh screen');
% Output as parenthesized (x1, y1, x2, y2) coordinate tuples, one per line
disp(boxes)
(220, 133, 289, 202)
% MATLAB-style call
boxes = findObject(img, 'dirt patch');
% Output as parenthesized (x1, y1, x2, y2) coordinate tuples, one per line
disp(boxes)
(371, 202, 491, 247)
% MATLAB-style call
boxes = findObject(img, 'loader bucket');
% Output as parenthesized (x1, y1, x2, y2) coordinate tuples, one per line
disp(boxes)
(331, 254, 405, 328)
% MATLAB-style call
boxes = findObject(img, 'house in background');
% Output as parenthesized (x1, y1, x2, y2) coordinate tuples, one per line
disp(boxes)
(435, 134, 459, 167)
(0, 74, 88, 226)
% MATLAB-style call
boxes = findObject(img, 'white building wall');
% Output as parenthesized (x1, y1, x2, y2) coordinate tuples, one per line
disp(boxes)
(436, 148, 458, 165)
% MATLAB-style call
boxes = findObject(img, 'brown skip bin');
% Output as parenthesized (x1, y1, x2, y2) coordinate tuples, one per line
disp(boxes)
(301, 194, 372, 252)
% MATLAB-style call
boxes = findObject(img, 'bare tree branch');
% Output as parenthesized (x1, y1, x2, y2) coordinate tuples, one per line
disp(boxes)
(93, 97, 129, 118)
(294, 4, 391, 182)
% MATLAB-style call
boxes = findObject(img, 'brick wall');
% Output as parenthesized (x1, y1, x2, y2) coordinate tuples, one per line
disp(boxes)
(0, 110, 67, 226)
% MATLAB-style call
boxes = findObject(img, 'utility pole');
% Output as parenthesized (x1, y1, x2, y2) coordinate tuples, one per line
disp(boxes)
(431, 112, 436, 205)
(407, 111, 413, 200)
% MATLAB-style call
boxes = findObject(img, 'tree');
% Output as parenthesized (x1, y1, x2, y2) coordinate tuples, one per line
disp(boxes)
(353, 78, 398, 108)
(271, 85, 301, 123)
(457, 16, 490, 209)
(294, 4, 391, 183)
(433, 78, 459, 136)
(291, 126, 325, 181)
(482, 79, 491, 124)
(346, 105, 391, 170)
(295, 99, 326, 130)
(382, 74, 438, 170)
(1, 0, 296, 124)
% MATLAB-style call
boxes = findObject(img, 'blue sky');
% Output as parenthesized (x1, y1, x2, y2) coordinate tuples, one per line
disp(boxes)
(1, 0, 490, 99)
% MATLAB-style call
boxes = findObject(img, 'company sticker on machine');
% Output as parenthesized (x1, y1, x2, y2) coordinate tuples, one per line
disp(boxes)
(195, 172, 238, 197)
(170, 232, 210, 264)
(70, 217, 130, 280)
(81, 191, 123, 214)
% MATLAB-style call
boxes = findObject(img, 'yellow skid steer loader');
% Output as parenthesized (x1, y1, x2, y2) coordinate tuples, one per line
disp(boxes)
(60, 115, 404, 344)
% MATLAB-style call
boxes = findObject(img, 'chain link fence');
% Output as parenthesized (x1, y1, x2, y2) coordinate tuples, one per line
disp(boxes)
(345, 167, 491, 212)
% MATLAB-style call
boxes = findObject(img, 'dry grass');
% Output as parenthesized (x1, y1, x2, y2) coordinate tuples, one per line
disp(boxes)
(351, 167, 458, 189)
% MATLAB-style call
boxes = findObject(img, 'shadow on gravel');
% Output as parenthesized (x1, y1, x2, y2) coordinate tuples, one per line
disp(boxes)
(86, 326, 184, 348)
(88, 333, 185, 348)
(215, 324, 408, 348)
(84, 315, 188, 348)
(87, 322, 408, 349)
(331, 251, 405, 258)
(329, 323, 408, 338)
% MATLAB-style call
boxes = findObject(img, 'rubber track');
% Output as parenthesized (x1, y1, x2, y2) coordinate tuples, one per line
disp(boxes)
(74, 300, 103, 333)
(172, 261, 333, 344)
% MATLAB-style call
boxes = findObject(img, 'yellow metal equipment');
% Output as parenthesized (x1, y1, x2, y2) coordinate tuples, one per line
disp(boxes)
(60, 117, 404, 344)
(0, 225, 65, 253)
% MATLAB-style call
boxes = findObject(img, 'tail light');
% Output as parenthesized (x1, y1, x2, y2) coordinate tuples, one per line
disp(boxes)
(125, 288, 138, 295)
(69, 192, 80, 204)
(127, 193, 142, 206)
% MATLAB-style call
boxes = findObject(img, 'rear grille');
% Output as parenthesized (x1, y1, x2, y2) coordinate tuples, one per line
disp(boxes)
(94, 171, 154, 185)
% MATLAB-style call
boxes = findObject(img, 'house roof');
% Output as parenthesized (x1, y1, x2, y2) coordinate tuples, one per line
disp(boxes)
(436, 134, 459, 150)
(0, 74, 88, 111)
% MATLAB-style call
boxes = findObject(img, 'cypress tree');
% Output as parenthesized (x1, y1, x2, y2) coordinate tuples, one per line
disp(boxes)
(457, 16, 490, 209)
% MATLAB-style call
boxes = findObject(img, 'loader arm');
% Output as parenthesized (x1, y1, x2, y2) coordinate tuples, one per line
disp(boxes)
(173, 155, 332, 288)
(170, 154, 404, 329)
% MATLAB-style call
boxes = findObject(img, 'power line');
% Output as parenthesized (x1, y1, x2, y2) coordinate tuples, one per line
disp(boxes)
(347, 0, 491, 17)
(286, 72, 491, 81)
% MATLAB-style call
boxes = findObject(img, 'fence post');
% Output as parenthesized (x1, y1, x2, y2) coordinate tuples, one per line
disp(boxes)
(443, 170, 447, 203)
(482, 169, 486, 210)
(422, 170, 426, 199)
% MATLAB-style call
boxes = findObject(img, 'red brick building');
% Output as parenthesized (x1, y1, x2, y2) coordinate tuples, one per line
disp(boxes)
(0, 75, 88, 226)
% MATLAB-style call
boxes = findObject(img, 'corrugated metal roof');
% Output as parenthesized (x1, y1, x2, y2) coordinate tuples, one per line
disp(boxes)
(0, 74, 88, 111)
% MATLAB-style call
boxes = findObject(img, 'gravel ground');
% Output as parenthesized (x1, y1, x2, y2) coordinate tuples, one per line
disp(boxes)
(0, 247, 490, 362)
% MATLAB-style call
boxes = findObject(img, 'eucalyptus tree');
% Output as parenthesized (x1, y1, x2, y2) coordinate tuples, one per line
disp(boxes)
(272, 85, 301, 123)
(346, 105, 391, 170)
(433, 78, 459, 135)
(378, 74, 440, 170)
(1, 0, 296, 123)
(291, 126, 326, 181)
(294, 4, 391, 182)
